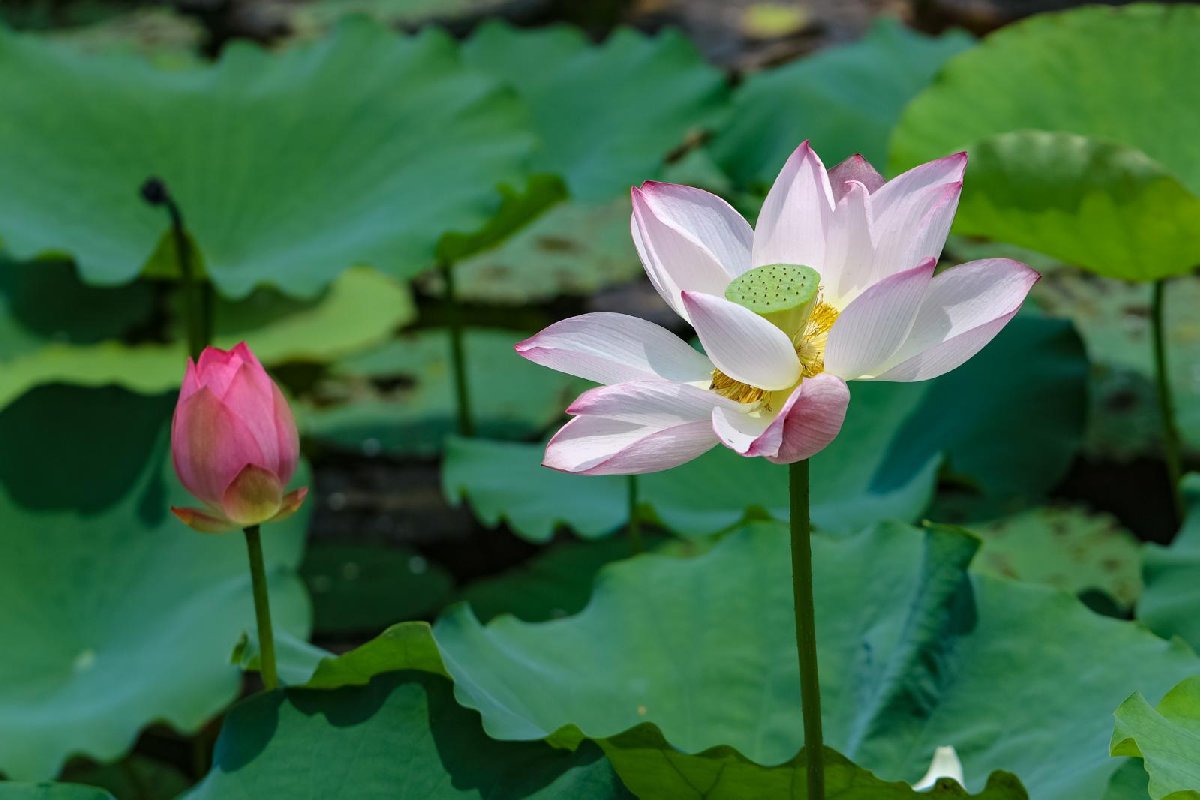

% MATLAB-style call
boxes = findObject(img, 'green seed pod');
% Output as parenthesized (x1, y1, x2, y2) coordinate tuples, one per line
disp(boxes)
(724, 263, 820, 336)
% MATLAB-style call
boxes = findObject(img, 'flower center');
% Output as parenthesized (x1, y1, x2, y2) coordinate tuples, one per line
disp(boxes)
(709, 263, 840, 407)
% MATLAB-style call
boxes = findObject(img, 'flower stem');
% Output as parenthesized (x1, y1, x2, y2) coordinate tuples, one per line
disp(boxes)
(1152, 279, 1184, 520)
(140, 177, 209, 360)
(627, 474, 643, 554)
(789, 459, 824, 799)
(242, 525, 278, 691)
(442, 260, 474, 438)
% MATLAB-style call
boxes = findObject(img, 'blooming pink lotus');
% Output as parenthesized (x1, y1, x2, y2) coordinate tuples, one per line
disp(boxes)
(517, 143, 1039, 474)
(170, 343, 307, 532)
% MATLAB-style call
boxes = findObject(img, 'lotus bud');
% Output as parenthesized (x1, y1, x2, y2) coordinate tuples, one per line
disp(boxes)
(170, 342, 306, 533)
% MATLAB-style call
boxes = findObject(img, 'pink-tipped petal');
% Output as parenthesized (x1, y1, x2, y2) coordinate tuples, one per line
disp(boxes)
(752, 141, 835, 270)
(221, 364, 282, 473)
(871, 259, 1040, 382)
(195, 346, 244, 397)
(543, 415, 718, 475)
(631, 182, 752, 318)
(231, 341, 264, 370)
(828, 154, 884, 200)
(682, 292, 802, 391)
(220, 464, 285, 526)
(267, 487, 309, 524)
(568, 380, 738, 423)
(179, 359, 202, 403)
(171, 506, 236, 534)
(822, 180, 876, 305)
(764, 374, 851, 464)
(171, 386, 269, 508)
(824, 259, 936, 380)
(869, 153, 966, 281)
(270, 382, 300, 486)
(515, 312, 713, 386)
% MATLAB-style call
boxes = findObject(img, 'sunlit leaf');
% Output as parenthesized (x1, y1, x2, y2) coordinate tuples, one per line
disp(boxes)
(891, 4, 1200, 281)
(1112, 675, 1200, 800)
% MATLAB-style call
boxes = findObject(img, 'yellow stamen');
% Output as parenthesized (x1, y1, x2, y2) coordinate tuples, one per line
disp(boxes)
(710, 369, 765, 405)
(794, 300, 840, 378)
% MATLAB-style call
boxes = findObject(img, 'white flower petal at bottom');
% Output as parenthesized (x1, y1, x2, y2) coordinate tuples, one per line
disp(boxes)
(543, 415, 718, 475)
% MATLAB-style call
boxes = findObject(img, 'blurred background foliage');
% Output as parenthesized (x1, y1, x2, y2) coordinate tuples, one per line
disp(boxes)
(0, 0, 1198, 798)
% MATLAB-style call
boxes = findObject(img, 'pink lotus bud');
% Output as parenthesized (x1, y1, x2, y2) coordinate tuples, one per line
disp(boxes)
(170, 342, 307, 533)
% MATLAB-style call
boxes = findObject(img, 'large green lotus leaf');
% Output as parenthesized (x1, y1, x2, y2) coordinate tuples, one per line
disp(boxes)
(1139, 476, 1200, 650)
(301, 543, 454, 635)
(461, 22, 728, 202)
(973, 506, 1142, 607)
(1112, 675, 1200, 800)
(444, 316, 1085, 540)
(446, 197, 640, 304)
(0, 263, 415, 408)
(433, 521, 1199, 799)
(936, 131, 1200, 281)
(0, 786, 114, 800)
(603, 725, 1026, 800)
(1033, 272, 1200, 456)
(710, 18, 971, 188)
(187, 672, 633, 799)
(302, 329, 586, 457)
(0, 386, 311, 780)
(890, 5, 1200, 281)
(0, 18, 532, 296)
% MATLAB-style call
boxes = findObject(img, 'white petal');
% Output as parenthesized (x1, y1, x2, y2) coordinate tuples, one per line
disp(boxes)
(516, 313, 713, 385)
(568, 380, 737, 423)
(631, 182, 751, 318)
(682, 292, 802, 391)
(870, 153, 966, 281)
(872, 259, 1040, 382)
(822, 180, 876, 306)
(752, 141, 835, 270)
(828, 154, 884, 200)
(711, 405, 774, 455)
(913, 746, 965, 791)
(543, 415, 717, 475)
(824, 259, 935, 380)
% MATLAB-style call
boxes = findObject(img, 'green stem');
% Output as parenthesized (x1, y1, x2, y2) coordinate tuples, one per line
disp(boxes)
(627, 474, 643, 554)
(140, 177, 208, 360)
(789, 459, 824, 799)
(442, 260, 474, 437)
(242, 525, 278, 691)
(1152, 279, 1184, 520)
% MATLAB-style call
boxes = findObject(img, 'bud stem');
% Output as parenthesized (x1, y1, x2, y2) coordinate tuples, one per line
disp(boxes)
(140, 177, 211, 360)
(441, 260, 474, 437)
(242, 525, 279, 691)
(789, 459, 824, 799)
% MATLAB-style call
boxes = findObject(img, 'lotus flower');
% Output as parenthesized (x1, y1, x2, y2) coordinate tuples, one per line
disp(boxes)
(517, 143, 1039, 474)
(170, 343, 307, 532)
